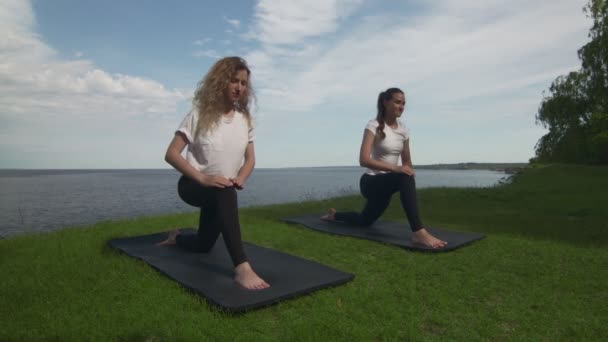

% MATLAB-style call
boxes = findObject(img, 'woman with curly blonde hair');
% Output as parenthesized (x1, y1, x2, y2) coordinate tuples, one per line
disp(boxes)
(158, 57, 269, 290)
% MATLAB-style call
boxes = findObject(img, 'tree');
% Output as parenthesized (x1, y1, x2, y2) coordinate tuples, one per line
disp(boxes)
(533, 0, 608, 164)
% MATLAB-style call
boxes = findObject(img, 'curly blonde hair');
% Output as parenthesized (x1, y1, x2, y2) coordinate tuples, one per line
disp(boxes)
(192, 56, 255, 136)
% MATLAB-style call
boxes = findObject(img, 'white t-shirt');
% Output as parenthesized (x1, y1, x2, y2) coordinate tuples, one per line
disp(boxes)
(364, 119, 409, 175)
(177, 108, 254, 179)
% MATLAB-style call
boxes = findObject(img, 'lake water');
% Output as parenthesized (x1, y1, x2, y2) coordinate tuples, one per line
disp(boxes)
(0, 167, 506, 238)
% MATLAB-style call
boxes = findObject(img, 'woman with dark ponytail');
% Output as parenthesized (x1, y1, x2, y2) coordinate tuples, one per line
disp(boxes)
(321, 88, 447, 248)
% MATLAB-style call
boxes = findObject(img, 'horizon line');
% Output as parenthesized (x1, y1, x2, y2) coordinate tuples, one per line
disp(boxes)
(0, 162, 529, 171)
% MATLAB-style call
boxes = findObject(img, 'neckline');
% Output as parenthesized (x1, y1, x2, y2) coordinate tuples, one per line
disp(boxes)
(222, 110, 237, 123)
(385, 120, 399, 130)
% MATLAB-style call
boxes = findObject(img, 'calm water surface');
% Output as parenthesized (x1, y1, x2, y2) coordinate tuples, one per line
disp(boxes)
(0, 167, 506, 237)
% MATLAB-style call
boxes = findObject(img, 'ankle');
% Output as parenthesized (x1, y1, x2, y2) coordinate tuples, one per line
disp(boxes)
(413, 228, 428, 236)
(234, 261, 252, 273)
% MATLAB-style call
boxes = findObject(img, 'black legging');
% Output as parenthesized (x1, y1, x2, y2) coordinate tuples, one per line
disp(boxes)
(175, 175, 247, 266)
(335, 173, 424, 231)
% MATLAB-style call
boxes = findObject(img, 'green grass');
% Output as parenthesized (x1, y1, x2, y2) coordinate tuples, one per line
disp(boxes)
(1, 164, 607, 341)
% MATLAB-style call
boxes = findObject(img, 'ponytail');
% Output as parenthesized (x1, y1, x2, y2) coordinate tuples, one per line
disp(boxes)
(376, 91, 387, 140)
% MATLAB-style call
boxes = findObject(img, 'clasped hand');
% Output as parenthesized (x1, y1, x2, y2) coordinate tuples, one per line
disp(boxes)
(199, 174, 246, 189)
(394, 165, 415, 176)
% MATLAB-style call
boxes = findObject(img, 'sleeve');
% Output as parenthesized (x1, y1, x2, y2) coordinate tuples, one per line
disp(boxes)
(399, 120, 410, 141)
(176, 109, 197, 143)
(248, 125, 255, 142)
(247, 118, 255, 143)
(365, 119, 379, 135)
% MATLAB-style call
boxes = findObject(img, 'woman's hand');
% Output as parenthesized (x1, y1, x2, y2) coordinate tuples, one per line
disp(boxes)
(199, 174, 233, 188)
(394, 165, 415, 176)
(230, 176, 246, 190)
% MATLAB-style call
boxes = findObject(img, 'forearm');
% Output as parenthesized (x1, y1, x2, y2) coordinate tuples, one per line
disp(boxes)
(165, 151, 204, 183)
(236, 157, 255, 180)
(402, 140, 413, 169)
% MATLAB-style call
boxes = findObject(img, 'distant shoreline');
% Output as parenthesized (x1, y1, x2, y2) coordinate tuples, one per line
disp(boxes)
(0, 163, 527, 174)
(414, 162, 528, 174)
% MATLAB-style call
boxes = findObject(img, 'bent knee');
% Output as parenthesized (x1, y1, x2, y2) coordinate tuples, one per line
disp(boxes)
(398, 173, 416, 185)
(214, 186, 238, 201)
(398, 173, 415, 180)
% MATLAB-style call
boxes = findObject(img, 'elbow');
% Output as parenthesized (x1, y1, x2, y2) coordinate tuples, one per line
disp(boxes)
(164, 150, 174, 165)
(359, 156, 368, 168)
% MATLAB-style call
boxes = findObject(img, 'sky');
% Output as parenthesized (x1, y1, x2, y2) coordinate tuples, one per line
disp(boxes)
(0, 0, 593, 169)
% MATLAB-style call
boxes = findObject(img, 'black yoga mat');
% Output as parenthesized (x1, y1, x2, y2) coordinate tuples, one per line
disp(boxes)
(108, 229, 354, 313)
(282, 215, 484, 252)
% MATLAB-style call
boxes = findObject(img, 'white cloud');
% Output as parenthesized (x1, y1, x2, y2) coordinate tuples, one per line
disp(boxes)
(193, 49, 221, 59)
(225, 17, 241, 29)
(242, 0, 590, 165)
(249, 0, 363, 45)
(0, 0, 186, 168)
(193, 38, 212, 45)
(0, 0, 53, 62)
(0, 0, 594, 168)
(0, 1, 184, 120)
(192, 38, 223, 59)
(251, 0, 589, 112)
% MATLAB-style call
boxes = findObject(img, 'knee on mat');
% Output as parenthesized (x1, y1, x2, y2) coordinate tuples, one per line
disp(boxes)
(194, 242, 215, 253)
(360, 219, 375, 227)
(196, 245, 213, 253)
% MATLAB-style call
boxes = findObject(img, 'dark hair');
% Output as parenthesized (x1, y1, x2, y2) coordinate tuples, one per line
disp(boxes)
(375, 87, 404, 140)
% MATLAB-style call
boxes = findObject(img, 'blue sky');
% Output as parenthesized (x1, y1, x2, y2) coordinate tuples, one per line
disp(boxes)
(0, 0, 592, 169)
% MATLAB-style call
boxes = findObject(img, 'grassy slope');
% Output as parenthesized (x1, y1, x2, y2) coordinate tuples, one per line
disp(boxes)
(1, 164, 607, 341)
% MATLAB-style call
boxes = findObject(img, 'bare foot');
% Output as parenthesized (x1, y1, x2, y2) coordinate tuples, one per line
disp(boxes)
(320, 208, 336, 222)
(411, 228, 448, 249)
(156, 229, 181, 246)
(234, 262, 270, 290)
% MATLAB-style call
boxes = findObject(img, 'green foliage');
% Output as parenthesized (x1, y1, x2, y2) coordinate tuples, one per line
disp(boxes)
(581, 0, 608, 113)
(588, 112, 608, 162)
(534, 0, 608, 164)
